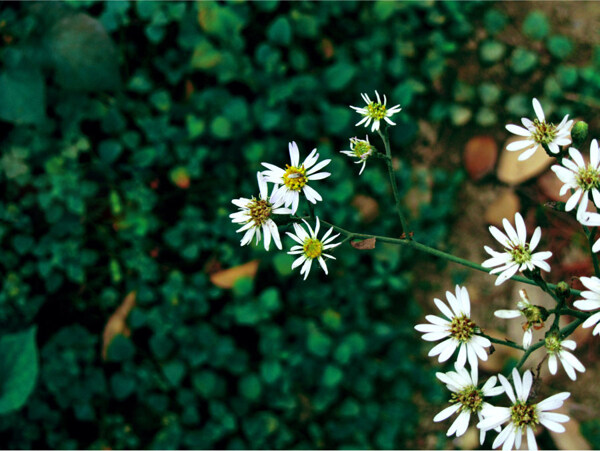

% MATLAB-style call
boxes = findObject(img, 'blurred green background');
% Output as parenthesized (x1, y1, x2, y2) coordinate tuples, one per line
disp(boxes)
(2, 1, 600, 449)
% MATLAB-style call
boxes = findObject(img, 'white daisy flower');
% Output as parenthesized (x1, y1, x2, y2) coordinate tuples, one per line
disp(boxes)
(477, 368, 570, 451)
(415, 285, 491, 369)
(494, 289, 544, 349)
(551, 141, 600, 220)
(340, 136, 375, 175)
(350, 90, 402, 132)
(573, 276, 600, 334)
(544, 335, 585, 381)
(581, 212, 600, 253)
(434, 363, 503, 445)
(230, 172, 293, 250)
(482, 212, 552, 286)
(286, 217, 341, 280)
(261, 142, 331, 214)
(505, 97, 572, 161)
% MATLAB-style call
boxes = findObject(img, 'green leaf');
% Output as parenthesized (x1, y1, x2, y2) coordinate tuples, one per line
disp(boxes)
(0, 68, 45, 124)
(110, 373, 136, 400)
(477, 83, 501, 106)
(324, 63, 357, 91)
(260, 360, 281, 384)
(547, 35, 573, 60)
(191, 40, 222, 70)
(0, 327, 39, 414)
(106, 334, 135, 362)
(47, 13, 120, 91)
(449, 105, 471, 126)
(272, 253, 294, 276)
(483, 9, 508, 35)
(210, 117, 232, 139)
(522, 11, 549, 40)
(98, 140, 123, 164)
(479, 40, 505, 64)
(322, 365, 343, 387)
(239, 374, 261, 400)
(163, 361, 186, 387)
(267, 17, 291, 46)
(510, 48, 538, 74)
(475, 107, 497, 127)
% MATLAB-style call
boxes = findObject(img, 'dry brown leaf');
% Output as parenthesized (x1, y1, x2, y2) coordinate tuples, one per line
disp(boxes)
(497, 137, 555, 185)
(351, 237, 376, 250)
(210, 259, 259, 288)
(351, 194, 379, 223)
(102, 291, 136, 360)
(549, 403, 591, 450)
(464, 135, 498, 181)
(484, 189, 521, 227)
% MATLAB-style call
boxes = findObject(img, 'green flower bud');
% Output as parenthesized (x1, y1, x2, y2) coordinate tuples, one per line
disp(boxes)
(571, 121, 589, 149)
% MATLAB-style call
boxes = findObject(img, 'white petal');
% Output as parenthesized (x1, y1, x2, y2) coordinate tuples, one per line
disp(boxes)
(532, 98, 545, 122)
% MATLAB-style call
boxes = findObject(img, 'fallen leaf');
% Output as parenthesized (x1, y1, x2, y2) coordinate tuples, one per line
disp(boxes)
(351, 238, 376, 250)
(497, 137, 554, 185)
(102, 291, 136, 360)
(351, 194, 379, 223)
(463, 135, 497, 181)
(210, 260, 259, 288)
(484, 189, 521, 227)
(549, 403, 590, 450)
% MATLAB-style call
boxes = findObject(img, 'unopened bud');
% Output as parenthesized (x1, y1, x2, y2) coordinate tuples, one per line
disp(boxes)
(571, 121, 589, 149)
(555, 281, 570, 297)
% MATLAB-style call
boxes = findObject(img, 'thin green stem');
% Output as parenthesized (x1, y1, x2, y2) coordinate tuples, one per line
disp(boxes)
(377, 127, 411, 239)
(304, 217, 582, 296)
(476, 332, 525, 351)
(515, 317, 585, 370)
(584, 224, 600, 277)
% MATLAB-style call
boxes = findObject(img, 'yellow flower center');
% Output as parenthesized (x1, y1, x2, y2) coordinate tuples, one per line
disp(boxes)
(283, 165, 308, 191)
(303, 238, 323, 259)
(532, 119, 557, 145)
(451, 385, 484, 413)
(576, 165, 600, 192)
(511, 401, 539, 428)
(508, 244, 531, 265)
(248, 198, 272, 227)
(450, 315, 476, 343)
(351, 140, 374, 160)
(545, 335, 562, 354)
(366, 102, 387, 120)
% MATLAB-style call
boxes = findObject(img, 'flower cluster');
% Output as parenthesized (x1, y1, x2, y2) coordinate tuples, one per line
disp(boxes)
(230, 91, 402, 279)
(415, 98, 600, 449)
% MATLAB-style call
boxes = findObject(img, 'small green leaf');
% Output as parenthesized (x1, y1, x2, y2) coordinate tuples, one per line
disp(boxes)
(522, 11, 549, 40)
(267, 17, 291, 46)
(239, 374, 261, 400)
(322, 365, 343, 387)
(0, 327, 39, 414)
(510, 48, 538, 74)
(483, 9, 508, 35)
(106, 334, 135, 362)
(479, 40, 505, 64)
(210, 117, 232, 139)
(110, 373, 136, 400)
(0, 68, 45, 124)
(449, 105, 471, 126)
(547, 35, 573, 60)
(98, 140, 123, 164)
(324, 63, 357, 91)
(163, 361, 186, 387)
(273, 253, 294, 276)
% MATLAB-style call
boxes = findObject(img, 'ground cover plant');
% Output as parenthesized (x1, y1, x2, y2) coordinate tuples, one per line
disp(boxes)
(3, 1, 600, 449)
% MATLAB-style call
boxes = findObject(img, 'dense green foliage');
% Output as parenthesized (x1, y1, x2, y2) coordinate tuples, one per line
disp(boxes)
(1, 1, 600, 449)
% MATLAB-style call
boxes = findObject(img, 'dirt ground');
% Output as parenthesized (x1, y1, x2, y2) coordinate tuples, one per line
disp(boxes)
(411, 2, 600, 449)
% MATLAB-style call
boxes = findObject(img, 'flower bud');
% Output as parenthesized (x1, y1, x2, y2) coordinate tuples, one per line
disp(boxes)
(571, 121, 588, 149)
(555, 281, 570, 297)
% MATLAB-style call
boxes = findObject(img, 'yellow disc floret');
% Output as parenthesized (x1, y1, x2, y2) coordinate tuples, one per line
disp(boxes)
(532, 119, 557, 145)
(451, 385, 484, 413)
(366, 102, 387, 120)
(510, 401, 539, 428)
(303, 238, 323, 259)
(283, 165, 308, 191)
(576, 165, 600, 192)
(508, 244, 532, 265)
(450, 315, 476, 343)
(248, 198, 272, 227)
